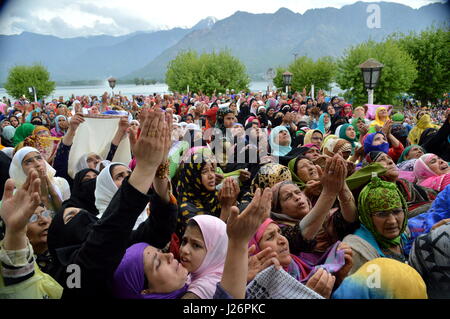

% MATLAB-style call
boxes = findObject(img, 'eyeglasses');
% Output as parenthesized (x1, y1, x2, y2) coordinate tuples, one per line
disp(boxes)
(29, 210, 53, 223)
(371, 209, 403, 219)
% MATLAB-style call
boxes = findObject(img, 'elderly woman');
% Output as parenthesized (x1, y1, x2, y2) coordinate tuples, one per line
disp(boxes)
(50, 115, 69, 138)
(303, 129, 323, 148)
(342, 176, 410, 275)
(414, 153, 450, 192)
(271, 155, 358, 255)
(368, 107, 390, 133)
(9, 146, 70, 213)
(269, 126, 292, 156)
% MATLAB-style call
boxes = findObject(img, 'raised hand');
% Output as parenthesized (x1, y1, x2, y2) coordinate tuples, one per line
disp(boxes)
(247, 246, 281, 282)
(218, 177, 240, 208)
(69, 113, 85, 132)
(305, 268, 336, 298)
(226, 188, 272, 243)
(1, 170, 41, 250)
(320, 154, 346, 195)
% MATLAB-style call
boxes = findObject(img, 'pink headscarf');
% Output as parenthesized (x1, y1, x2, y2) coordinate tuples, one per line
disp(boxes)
(248, 218, 275, 254)
(187, 215, 228, 299)
(414, 153, 450, 191)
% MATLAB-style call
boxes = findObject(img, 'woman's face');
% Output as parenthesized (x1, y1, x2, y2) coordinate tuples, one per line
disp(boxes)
(111, 165, 131, 188)
(1, 120, 10, 128)
(327, 105, 335, 116)
(258, 223, 291, 268)
(304, 148, 320, 161)
(406, 146, 424, 160)
(130, 121, 140, 129)
(371, 207, 404, 240)
(268, 109, 275, 117)
(22, 151, 46, 176)
(372, 133, 387, 146)
(311, 132, 323, 147)
(279, 184, 310, 219)
(86, 154, 102, 170)
(229, 103, 237, 112)
(10, 117, 19, 127)
(323, 114, 330, 124)
(201, 163, 216, 191)
(36, 129, 50, 138)
(180, 224, 207, 273)
(185, 116, 194, 124)
(296, 159, 320, 182)
(275, 130, 290, 146)
(378, 108, 388, 119)
(58, 117, 69, 129)
(143, 245, 188, 294)
(63, 207, 81, 224)
(81, 170, 98, 182)
(426, 156, 450, 175)
(26, 205, 52, 249)
(223, 113, 236, 129)
(375, 153, 398, 181)
(300, 105, 307, 113)
(344, 106, 352, 114)
(231, 124, 245, 138)
(346, 126, 356, 139)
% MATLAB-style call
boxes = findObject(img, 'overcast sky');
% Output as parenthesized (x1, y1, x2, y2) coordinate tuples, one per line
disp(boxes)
(0, 0, 445, 38)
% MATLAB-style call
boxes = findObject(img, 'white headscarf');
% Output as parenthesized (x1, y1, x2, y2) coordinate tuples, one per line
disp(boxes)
(94, 162, 147, 229)
(1, 147, 14, 159)
(75, 152, 98, 174)
(9, 146, 56, 188)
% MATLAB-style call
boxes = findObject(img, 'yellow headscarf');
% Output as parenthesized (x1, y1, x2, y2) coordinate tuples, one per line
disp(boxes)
(369, 107, 390, 132)
(407, 114, 440, 145)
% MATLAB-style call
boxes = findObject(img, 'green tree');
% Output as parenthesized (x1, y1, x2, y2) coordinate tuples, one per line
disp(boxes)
(166, 50, 250, 95)
(4, 64, 55, 101)
(395, 26, 450, 105)
(273, 67, 287, 90)
(289, 56, 336, 92)
(336, 40, 417, 105)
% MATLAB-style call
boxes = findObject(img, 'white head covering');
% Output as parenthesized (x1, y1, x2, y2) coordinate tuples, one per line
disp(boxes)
(94, 162, 129, 217)
(75, 152, 98, 174)
(1, 147, 14, 159)
(9, 146, 56, 188)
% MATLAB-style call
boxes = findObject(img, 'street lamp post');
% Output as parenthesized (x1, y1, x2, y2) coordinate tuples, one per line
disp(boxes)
(282, 71, 293, 95)
(358, 58, 384, 104)
(108, 77, 117, 97)
(28, 87, 37, 102)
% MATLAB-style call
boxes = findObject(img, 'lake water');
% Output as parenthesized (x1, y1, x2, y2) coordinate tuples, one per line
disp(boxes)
(0, 81, 343, 101)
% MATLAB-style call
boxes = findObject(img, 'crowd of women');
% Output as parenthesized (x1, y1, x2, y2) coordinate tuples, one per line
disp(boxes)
(0, 89, 449, 299)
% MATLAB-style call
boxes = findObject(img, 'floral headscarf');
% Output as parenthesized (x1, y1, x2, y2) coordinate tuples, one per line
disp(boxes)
(250, 163, 292, 193)
(358, 176, 408, 249)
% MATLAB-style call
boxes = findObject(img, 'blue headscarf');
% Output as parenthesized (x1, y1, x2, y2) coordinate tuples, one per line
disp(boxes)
(269, 126, 292, 156)
(316, 113, 330, 134)
(363, 132, 389, 155)
(54, 115, 67, 133)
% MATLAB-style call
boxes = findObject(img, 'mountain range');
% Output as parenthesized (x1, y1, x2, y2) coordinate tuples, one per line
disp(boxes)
(0, 1, 448, 83)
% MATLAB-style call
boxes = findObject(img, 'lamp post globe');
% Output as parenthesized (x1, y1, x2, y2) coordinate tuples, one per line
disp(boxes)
(358, 58, 384, 104)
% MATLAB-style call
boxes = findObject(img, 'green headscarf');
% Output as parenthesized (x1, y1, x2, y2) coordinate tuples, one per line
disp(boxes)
(397, 145, 425, 164)
(12, 123, 35, 147)
(351, 117, 365, 139)
(346, 162, 387, 190)
(338, 123, 357, 149)
(288, 157, 306, 189)
(358, 176, 408, 249)
(391, 113, 405, 123)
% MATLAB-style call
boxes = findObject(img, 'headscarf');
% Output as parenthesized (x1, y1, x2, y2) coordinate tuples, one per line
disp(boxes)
(413, 153, 449, 191)
(215, 107, 233, 133)
(397, 158, 417, 172)
(391, 113, 404, 123)
(187, 215, 228, 299)
(62, 168, 99, 215)
(346, 162, 387, 190)
(1, 125, 15, 142)
(269, 126, 292, 156)
(288, 158, 307, 189)
(250, 163, 292, 193)
(112, 242, 189, 299)
(303, 129, 323, 146)
(322, 136, 352, 157)
(363, 132, 389, 155)
(337, 123, 357, 149)
(408, 223, 450, 299)
(358, 176, 408, 249)
(12, 123, 35, 147)
(332, 258, 427, 299)
(369, 107, 390, 131)
(177, 148, 221, 232)
(75, 152, 99, 174)
(8, 146, 58, 189)
(94, 162, 130, 218)
(270, 180, 311, 217)
(316, 113, 330, 134)
(408, 114, 440, 145)
(248, 218, 311, 282)
(52, 115, 67, 137)
(351, 117, 365, 139)
(397, 145, 425, 164)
